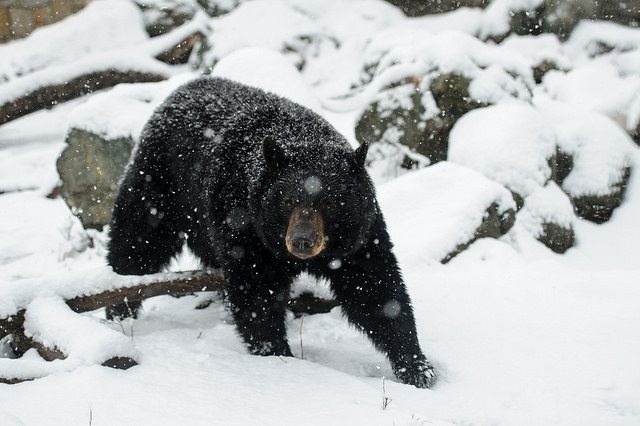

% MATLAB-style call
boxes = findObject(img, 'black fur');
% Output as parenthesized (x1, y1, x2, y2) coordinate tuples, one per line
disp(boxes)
(107, 77, 436, 388)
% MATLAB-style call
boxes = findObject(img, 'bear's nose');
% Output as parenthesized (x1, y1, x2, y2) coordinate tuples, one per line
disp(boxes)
(291, 233, 315, 253)
(286, 206, 326, 259)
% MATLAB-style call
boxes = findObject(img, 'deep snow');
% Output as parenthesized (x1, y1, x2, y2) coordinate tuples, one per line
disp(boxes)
(0, 0, 639, 425)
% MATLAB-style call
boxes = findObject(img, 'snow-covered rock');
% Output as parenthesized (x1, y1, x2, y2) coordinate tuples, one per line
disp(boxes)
(355, 73, 484, 169)
(56, 77, 195, 229)
(516, 182, 576, 253)
(0, 0, 148, 83)
(204, 0, 320, 67)
(351, 30, 535, 175)
(448, 102, 557, 200)
(537, 98, 636, 223)
(500, 33, 571, 83)
(542, 62, 640, 131)
(211, 47, 322, 112)
(379, 161, 516, 265)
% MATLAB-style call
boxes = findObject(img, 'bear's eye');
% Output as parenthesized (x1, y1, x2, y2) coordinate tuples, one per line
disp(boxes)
(324, 198, 338, 210)
(283, 196, 296, 209)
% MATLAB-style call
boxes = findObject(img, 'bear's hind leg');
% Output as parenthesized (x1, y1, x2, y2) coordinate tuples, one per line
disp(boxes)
(106, 174, 184, 319)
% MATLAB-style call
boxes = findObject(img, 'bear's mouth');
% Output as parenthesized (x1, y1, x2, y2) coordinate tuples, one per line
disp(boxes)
(285, 207, 326, 259)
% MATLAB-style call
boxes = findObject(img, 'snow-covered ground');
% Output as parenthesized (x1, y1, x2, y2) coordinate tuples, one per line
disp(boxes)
(1, 1, 640, 425)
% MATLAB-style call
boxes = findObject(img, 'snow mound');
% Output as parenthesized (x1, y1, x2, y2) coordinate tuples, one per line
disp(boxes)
(501, 33, 570, 71)
(565, 20, 640, 63)
(0, 296, 136, 381)
(542, 62, 640, 129)
(212, 47, 322, 112)
(536, 98, 636, 198)
(206, 0, 319, 63)
(286, 0, 404, 41)
(378, 161, 515, 266)
(516, 182, 576, 253)
(25, 297, 135, 364)
(448, 102, 556, 198)
(66, 75, 196, 141)
(0, 0, 147, 82)
(367, 30, 533, 102)
(405, 7, 485, 36)
(0, 192, 89, 283)
(478, 0, 543, 39)
(519, 182, 576, 231)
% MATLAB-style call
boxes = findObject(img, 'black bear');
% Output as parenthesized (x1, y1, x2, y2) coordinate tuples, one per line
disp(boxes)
(107, 77, 436, 388)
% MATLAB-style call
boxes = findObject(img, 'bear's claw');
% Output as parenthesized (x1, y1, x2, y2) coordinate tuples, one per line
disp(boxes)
(394, 359, 437, 389)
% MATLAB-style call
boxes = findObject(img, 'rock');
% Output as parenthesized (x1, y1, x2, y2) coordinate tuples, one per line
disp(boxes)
(538, 100, 637, 224)
(496, 34, 571, 86)
(448, 102, 557, 200)
(383, 0, 488, 16)
(571, 167, 632, 223)
(56, 129, 135, 230)
(378, 162, 516, 266)
(442, 202, 516, 263)
(509, 0, 640, 41)
(136, 0, 245, 37)
(517, 183, 576, 253)
(54, 78, 191, 230)
(135, 0, 198, 37)
(533, 59, 561, 84)
(197, 0, 246, 17)
(539, 223, 576, 253)
(355, 73, 485, 167)
(282, 34, 340, 71)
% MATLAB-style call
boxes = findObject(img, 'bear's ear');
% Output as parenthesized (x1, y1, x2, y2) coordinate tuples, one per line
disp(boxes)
(353, 141, 369, 170)
(263, 136, 286, 171)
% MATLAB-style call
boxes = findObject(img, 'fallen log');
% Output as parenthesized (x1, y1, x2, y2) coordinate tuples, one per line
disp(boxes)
(0, 21, 206, 126)
(0, 269, 339, 384)
(0, 270, 339, 340)
(0, 70, 167, 126)
(0, 271, 223, 339)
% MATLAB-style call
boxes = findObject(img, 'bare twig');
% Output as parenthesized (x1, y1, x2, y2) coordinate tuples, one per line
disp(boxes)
(299, 314, 305, 360)
(382, 377, 392, 410)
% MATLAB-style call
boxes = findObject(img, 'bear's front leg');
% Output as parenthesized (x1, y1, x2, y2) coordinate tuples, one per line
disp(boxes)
(326, 234, 437, 388)
(224, 250, 296, 357)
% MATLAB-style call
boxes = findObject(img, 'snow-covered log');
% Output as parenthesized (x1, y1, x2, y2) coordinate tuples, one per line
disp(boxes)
(0, 269, 224, 340)
(0, 267, 338, 383)
(0, 20, 207, 126)
(1, 296, 138, 384)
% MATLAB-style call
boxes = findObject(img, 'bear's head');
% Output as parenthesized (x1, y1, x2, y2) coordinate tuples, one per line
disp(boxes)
(255, 137, 375, 260)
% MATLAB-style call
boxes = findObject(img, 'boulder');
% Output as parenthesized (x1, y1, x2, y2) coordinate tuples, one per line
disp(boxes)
(136, 0, 197, 37)
(56, 129, 135, 230)
(448, 102, 557, 200)
(383, 0, 488, 16)
(571, 168, 632, 223)
(353, 30, 534, 176)
(378, 162, 516, 265)
(538, 99, 637, 223)
(355, 73, 485, 167)
(509, 0, 640, 41)
(54, 78, 189, 229)
(517, 183, 576, 253)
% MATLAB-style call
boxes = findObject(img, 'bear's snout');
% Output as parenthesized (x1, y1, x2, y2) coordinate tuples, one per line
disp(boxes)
(286, 207, 326, 259)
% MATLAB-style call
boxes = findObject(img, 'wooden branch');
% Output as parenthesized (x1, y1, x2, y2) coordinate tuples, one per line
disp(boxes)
(10, 331, 65, 361)
(66, 270, 225, 313)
